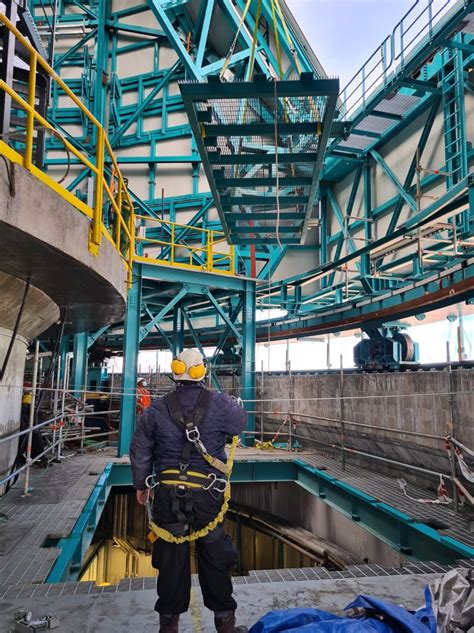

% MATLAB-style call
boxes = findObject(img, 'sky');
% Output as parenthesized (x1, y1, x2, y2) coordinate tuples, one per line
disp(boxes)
(286, 0, 415, 88)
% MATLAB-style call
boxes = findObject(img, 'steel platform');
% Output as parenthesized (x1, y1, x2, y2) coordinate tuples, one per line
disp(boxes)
(180, 74, 340, 245)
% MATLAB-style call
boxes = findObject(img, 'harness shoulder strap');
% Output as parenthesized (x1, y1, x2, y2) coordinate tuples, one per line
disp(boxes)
(164, 391, 186, 429)
(193, 388, 211, 427)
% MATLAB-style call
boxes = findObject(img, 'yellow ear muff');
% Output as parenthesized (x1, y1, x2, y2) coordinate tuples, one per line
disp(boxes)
(171, 359, 187, 375)
(188, 364, 206, 380)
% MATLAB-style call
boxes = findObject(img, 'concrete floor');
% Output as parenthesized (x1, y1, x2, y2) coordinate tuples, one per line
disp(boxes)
(0, 573, 439, 633)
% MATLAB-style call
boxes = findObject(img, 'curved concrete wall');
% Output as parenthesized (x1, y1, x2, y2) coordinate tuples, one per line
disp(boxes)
(0, 161, 127, 332)
(0, 273, 59, 490)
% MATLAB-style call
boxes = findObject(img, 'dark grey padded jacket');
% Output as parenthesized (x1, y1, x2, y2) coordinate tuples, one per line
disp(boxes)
(129, 383, 247, 490)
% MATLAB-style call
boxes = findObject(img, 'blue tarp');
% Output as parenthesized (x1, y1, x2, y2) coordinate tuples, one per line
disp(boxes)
(249, 592, 436, 633)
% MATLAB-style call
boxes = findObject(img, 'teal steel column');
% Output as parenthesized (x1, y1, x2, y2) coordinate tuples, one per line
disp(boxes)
(362, 158, 372, 276)
(172, 307, 184, 356)
(241, 279, 256, 445)
(71, 332, 88, 398)
(118, 266, 142, 457)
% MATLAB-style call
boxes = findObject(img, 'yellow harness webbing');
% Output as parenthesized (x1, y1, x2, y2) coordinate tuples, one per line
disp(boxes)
(148, 435, 239, 544)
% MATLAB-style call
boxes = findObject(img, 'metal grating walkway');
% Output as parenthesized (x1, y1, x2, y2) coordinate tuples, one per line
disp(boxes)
(0, 448, 472, 593)
(180, 74, 341, 245)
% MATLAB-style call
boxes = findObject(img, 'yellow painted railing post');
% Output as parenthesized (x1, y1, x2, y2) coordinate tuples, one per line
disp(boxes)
(231, 245, 235, 275)
(116, 178, 123, 249)
(171, 223, 175, 265)
(90, 126, 105, 255)
(24, 52, 37, 170)
(127, 195, 135, 287)
(208, 230, 213, 272)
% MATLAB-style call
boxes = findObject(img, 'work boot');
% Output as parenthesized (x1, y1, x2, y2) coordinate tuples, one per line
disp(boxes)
(159, 614, 179, 633)
(214, 611, 247, 633)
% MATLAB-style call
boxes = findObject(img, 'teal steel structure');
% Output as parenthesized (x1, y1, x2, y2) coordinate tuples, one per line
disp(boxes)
(24, 0, 474, 450)
(46, 459, 474, 583)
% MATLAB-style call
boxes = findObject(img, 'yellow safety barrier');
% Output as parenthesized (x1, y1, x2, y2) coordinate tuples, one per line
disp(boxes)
(0, 14, 236, 283)
(134, 214, 235, 275)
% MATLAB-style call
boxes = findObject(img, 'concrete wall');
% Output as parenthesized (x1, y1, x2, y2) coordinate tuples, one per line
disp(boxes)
(232, 482, 406, 568)
(218, 369, 474, 490)
(0, 273, 59, 490)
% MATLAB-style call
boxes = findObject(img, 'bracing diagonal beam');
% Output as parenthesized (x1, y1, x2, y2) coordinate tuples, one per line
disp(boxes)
(144, 305, 173, 350)
(325, 166, 362, 287)
(211, 298, 244, 363)
(204, 289, 242, 342)
(386, 95, 442, 236)
(371, 149, 417, 213)
(195, 0, 215, 69)
(87, 325, 109, 348)
(110, 61, 181, 145)
(139, 286, 188, 342)
(147, 0, 203, 80)
(327, 189, 358, 255)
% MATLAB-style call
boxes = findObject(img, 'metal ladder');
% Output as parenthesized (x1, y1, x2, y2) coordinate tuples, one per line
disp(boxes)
(441, 42, 468, 190)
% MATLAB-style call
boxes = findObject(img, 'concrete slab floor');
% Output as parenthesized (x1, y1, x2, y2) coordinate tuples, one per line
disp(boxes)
(0, 574, 440, 633)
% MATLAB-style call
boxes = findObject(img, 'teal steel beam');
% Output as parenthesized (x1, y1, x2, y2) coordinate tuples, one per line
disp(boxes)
(172, 307, 185, 356)
(118, 268, 142, 457)
(370, 150, 418, 213)
(71, 332, 88, 398)
(204, 289, 242, 342)
(110, 61, 180, 146)
(87, 325, 109, 349)
(139, 286, 188, 343)
(144, 305, 173, 350)
(141, 262, 247, 292)
(147, 0, 203, 80)
(211, 298, 243, 363)
(386, 95, 442, 236)
(195, 0, 214, 68)
(208, 152, 321, 165)
(46, 464, 114, 583)
(217, 177, 312, 188)
(362, 158, 372, 276)
(241, 280, 256, 444)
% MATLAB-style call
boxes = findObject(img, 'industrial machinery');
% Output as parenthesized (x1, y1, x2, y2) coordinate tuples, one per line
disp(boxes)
(353, 326, 419, 371)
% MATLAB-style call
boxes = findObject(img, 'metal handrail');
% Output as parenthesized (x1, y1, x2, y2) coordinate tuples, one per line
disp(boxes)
(0, 12, 136, 286)
(340, 0, 454, 120)
(134, 214, 236, 274)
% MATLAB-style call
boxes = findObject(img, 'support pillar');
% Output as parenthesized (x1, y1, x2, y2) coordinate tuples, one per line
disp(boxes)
(71, 332, 88, 399)
(118, 267, 142, 456)
(241, 280, 256, 445)
(172, 306, 184, 356)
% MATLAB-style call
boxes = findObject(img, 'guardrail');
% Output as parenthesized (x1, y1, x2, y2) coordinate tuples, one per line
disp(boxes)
(340, 0, 454, 120)
(134, 214, 235, 274)
(0, 12, 135, 285)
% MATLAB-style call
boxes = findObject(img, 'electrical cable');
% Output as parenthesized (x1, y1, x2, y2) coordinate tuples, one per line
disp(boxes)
(0, 278, 30, 382)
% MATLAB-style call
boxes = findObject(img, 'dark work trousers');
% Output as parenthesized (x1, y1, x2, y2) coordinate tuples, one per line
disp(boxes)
(152, 485, 238, 615)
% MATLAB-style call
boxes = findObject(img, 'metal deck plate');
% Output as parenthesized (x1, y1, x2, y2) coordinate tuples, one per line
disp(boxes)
(180, 73, 340, 245)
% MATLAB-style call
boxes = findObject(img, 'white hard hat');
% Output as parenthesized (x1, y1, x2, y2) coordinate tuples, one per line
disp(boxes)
(171, 348, 206, 382)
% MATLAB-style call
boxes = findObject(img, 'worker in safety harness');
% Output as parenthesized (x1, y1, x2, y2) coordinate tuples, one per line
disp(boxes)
(130, 348, 248, 633)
